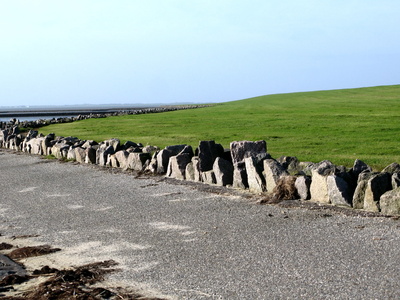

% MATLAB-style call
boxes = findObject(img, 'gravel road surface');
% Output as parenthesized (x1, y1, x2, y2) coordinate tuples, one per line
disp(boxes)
(0, 150, 399, 299)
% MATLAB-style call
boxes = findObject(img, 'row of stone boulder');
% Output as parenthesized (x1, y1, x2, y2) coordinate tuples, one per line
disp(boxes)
(1, 127, 399, 215)
(0, 105, 210, 130)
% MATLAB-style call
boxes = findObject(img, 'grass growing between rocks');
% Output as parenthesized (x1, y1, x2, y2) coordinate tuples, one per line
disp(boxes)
(39, 85, 400, 170)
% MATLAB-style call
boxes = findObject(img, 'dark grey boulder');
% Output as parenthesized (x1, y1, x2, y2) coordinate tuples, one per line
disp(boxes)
(350, 159, 372, 180)
(198, 141, 224, 172)
(230, 140, 267, 164)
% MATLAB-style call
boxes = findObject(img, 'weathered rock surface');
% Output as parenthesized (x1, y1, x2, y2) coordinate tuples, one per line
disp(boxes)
(310, 160, 337, 204)
(167, 153, 192, 180)
(156, 145, 187, 174)
(201, 170, 216, 185)
(198, 140, 224, 172)
(213, 157, 234, 186)
(244, 157, 265, 193)
(263, 159, 289, 192)
(363, 173, 392, 212)
(230, 140, 267, 164)
(232, 162, 248, 189)
(380, 187, 400, 215)
(327, 175, 352, 207)
(295, 176, 311, 200)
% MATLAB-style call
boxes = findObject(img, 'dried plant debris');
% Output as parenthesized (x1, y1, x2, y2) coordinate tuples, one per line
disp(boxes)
(0, 243, 13, 250)
(1, 257, 166, 300)
(8, 245, 61, 260)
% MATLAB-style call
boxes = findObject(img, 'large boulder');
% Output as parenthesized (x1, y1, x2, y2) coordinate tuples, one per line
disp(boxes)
(380, 188, 400, 215)
(126, 152, 151, 171)
(263, 159, 289, 192)
(382, 163, 400, 174)
(352, 172, 376, 209)
(327, 175, 352, 207)
(244, 157, 266, 193)
(96, 145, 115, 166)
(166, 153, 192, 180)
(198, 140, 224, 172)
(363, 173, 392, 212)
(232, 162, 248, 189)
(156, 145, 187, 174)
(213, 157, 234, 186)
(230, 140, 267, 164)
(309, 160, 337, 204)
(230, 141, 267, 190)
(350, 159, 372, 180)
(392, 173, 400, 189)
(185, 157, 201, 182)
(295, 176, 311, 200)
(201, 170, 216, 185)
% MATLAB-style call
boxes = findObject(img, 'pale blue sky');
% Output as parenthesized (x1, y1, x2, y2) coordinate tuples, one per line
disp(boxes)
(1, 0, 399, 106)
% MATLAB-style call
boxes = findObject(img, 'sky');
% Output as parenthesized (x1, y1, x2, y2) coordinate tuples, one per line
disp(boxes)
(0, 0, 399, 107)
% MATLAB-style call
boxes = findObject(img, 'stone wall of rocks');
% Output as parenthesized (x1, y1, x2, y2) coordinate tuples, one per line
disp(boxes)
(0, 105, 210, 130)
(1, 126, 399, 215)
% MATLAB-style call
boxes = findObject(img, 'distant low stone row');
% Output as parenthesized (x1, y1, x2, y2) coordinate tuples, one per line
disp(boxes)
(1, 127, 399, 216)
(0, 105, 210, 129)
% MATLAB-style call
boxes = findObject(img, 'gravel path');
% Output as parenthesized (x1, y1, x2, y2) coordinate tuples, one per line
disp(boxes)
(0, 150, 399, 299)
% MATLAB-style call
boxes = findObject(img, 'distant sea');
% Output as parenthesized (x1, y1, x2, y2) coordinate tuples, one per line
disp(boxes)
(0, 104, 156, 122)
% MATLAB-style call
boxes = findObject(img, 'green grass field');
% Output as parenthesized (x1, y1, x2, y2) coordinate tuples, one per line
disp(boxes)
(39, 85, 400, 170)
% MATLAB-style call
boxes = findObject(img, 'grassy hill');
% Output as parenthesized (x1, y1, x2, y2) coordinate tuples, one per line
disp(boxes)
(39, 85, 400, 170)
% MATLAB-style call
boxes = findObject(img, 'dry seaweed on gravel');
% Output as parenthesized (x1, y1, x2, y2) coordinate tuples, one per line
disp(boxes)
(0, 242, 13, 250)
(8, 245, 61, 260)
(13, 260, 164, 300)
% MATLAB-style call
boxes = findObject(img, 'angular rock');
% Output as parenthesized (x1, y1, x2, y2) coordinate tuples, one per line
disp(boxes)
(295, 176, 311, 200)
(142, 145, 160, 153)
(244, 157, 266, 193)
(156, 145, 187, 174)
(145, 151, 158, 173)
(85, 146, 97, 164)
(350, 159, 372, 180)
(380, 187, 400, 215)
(327, 175, 352, 207)
(309, 161, 338, 204)
(96, 145, 115, 166)
(382, 162, 400, 174)
(363, 173, 392, 212)
(392, 173, 400, 189)
(278, 156, 299, 174)
(113, 150, 129, 169)
(213, 157, 234, 186)
(198, 141, 224, 172)
(352, 172, 376, 209)
(230, 140, 267, 164)
(232, 162, 248, 189)
(166, 153, 192, 180)
(201, 170, 216, 185)
(127, 152, 151, 171)
(73, 147, 86, 163)
(263, 159, 289, 192)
